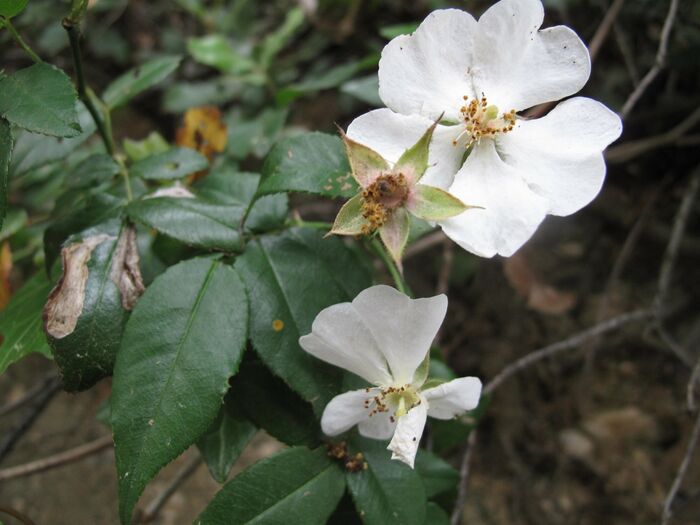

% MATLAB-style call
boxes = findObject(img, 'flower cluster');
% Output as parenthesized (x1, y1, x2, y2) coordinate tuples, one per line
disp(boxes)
(339, 0, 622, 258)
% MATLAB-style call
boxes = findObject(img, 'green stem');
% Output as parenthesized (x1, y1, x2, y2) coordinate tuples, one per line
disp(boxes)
(2, 17, 42, 63)
(371, 238, 411, 296)
(116, 157, 133, 202)
(63, 19, 115, 156)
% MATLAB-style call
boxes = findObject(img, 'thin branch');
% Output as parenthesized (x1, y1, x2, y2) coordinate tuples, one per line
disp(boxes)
(0, 506, 37, 525)
(1, 17, 42, 63)
(688, 357, 700, 412)
(614, 22, 640, 86)
(588, 0, 627, 62)
(620, 0, 680, 118)
(661, 409, 700, 525)
(654, 170, 700, 317)
(450, 428, 478, 525)
(63, 18, 115, 155)
(405, 230, 446, 259)
(436, 238, 454, 297)
(0, 374, 60, 417)
(0, 376, 62, 464)
(135, 455, 203, 524)
(0, 435, 113, 481)
(484, 309, 651, 395)
(606, 105, 700, 164)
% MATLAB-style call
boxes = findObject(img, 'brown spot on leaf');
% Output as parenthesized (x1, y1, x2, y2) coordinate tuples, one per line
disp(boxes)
(44, 234, 111, 339)
(110, 226, 145, 310)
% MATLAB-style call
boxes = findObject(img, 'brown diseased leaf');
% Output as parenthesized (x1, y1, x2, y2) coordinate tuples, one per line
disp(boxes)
(44, 234, 111, 339)
(0, 241, 12, 311)
(503, 252, 576, 316)
(176, 106, 227, 182)
(110, 226, 145, 310)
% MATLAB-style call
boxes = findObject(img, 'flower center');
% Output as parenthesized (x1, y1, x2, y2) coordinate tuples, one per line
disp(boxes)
(360, 173, 409, 234)
(363, 384, 422, 423)
(453, 95, 516, 148)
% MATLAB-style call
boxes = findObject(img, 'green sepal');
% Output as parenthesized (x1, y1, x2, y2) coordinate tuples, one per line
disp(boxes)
(329, 192, 367, 236)
(338, 126, 388, 188)
(379, 207, 410, 272)
(394, 119, 438, 181)
(412, 351, 430, 388)
(408, 185, 475, 221)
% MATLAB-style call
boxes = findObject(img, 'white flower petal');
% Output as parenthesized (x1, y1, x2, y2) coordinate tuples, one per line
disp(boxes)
(423, 377, 482, 420)
(387, 399, 428, 468)
(299, 302, 393, 386)
(358, 409, 397, 440)
(321, 388, 382, 436)
(497, 97, 622, 215)
(352, 285, 447, 385)
(347, 109, 465, 190)
(440, 140, 549, 257)
(473, 0, 590, 110)
(378, 9, 478, 122)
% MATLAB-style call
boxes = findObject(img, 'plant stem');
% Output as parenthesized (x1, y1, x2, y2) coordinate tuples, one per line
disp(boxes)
(116, 157, 133, 202)
(63, 18, 115, 155)
(1, 17, 42, 63)
(371, 238, 411, 296)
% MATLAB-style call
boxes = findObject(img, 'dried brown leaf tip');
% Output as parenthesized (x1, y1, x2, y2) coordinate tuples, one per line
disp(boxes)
(44, 234, 111, 339)
(110, 226, 145, 311)
(176, 106, 227, 183)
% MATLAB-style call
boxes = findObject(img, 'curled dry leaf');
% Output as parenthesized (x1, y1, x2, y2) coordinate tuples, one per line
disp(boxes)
(175, 106, 227, 182)
(503, 252, 577, 315)
(110, 226, 145, 310)
(44, 234, 112, 339)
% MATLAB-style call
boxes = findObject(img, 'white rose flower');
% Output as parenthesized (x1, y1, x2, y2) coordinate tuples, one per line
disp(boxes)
(299, 285, 482, 468)
(347, 0, 623, 257)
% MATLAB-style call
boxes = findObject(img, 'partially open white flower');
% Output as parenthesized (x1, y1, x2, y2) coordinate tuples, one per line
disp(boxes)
(299, 285, 482, 467)
(347, 0, 622, 257)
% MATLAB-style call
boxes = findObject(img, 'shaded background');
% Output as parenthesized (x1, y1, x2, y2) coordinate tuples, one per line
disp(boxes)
(1, 0, 700, 523)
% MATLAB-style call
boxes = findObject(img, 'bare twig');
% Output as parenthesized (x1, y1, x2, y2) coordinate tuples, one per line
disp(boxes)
(404, 230, 446, 259)
(0, 374, 60, 417)
(620, 0, 680, 118)
(450, 428, 478, 525)
(606, 105, 700, 164)
(0, 376, 62, 464)
(654, 170, 700, 317)
(484, 309, 651, 395)
(135, 454, 203, 524)
(661, 409, 700, 525)
(688, 357, 700, 412)
(0, 435, 113, 481)
(0, 505, 37, 525)
(614, 22, 640, 86)
(588, 0, 626, 62)
(436, 238, 454, 297)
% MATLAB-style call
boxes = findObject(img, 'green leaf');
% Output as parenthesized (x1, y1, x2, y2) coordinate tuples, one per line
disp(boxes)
(197, 406, 256, 484)
(346, 436, 427, 525)
(67, 153, 120, 189)
(0, 63, 81, 138)
(126, 196, 243, 252)
(187, 35, 254, 74)
(130, 147, 209, 180)
(228, 356, 320, 447)
(195, 447, 345, 525)
(379, 22, 420, 40)
(424, 503, 450, 525)
(226, 107, 288, 160)
(0, 0, 28, 18)
(257, 132, 357, 199)
(330, 193, 366, 236)
(43, 193, 123, 274)
(414, 451, 459, 498)
(44, 222, 143, 392)
(194, 167, 288, 233)
(111, 257, 248, 524)
(341, 74, 381, 106)
(0, 118, 12, 229)
(408, 185, 469, 221)
(258, 7, 305, 69)
(9, 101, 96, 177)
(430, 396, 489, 454)
(234, 227, 372, 414)
(102, 55, 182, 110)
(0, 271, 54, 375)
(123, 131, 170, 162)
